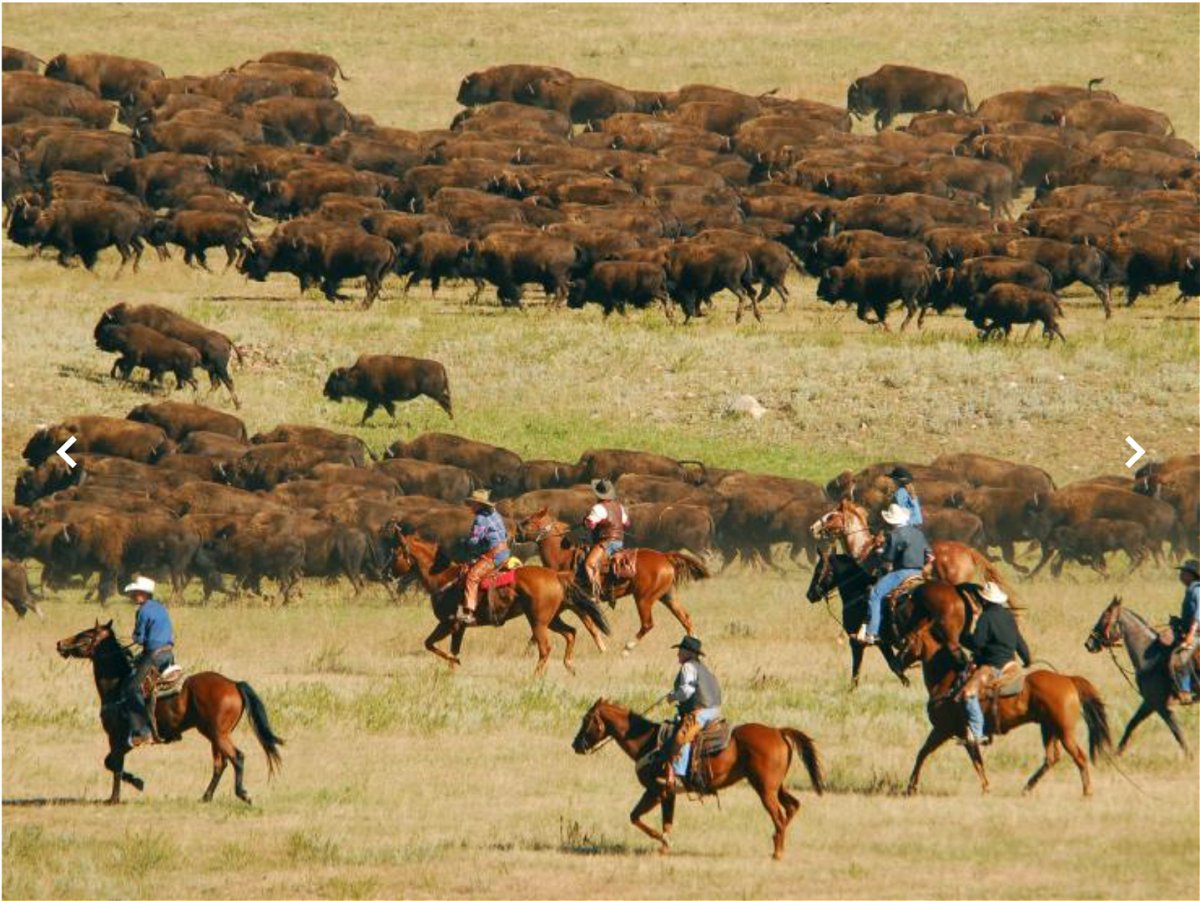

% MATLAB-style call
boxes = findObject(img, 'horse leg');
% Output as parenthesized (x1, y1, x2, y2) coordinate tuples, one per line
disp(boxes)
(623, 590, 656, 655)
(963, 741, 990, 795)
(779, 786, 801, 824)
(1060, 730, 1092, 797)
(230, 748, 250, 803)
(1116, 700, 1154, 755)
(748, 770, 790, 860)
(201, 740, 228, 802)
(661, 792, 677, 847)
(576, 612, 607, 654)
(103, 748, 130, 804)
(1023, 725, 1060, 795)
(906, 726, 952, 795)
(659, 587, 694, 636)
(849, 641, 864, 691)
(628, 787, 670, 853)
(529, 620, 552, 678)
(546, 614, 577, 675)
(1156, 704, 1193, 758)
(424, 620, 461, 667)
(878, 642, 911, 688)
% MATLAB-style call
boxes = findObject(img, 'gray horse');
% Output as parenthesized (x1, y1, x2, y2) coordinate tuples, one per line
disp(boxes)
(1086, 596, 1194, 758)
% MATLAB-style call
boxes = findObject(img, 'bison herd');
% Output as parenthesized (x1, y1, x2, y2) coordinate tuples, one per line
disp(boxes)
(4, 51, 1197, 335)
(5, 394, 1197, 616)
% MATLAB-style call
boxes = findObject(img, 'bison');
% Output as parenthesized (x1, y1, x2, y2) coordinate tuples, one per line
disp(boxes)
(847, 65, 972, 130)
(324, 354, 452, 423)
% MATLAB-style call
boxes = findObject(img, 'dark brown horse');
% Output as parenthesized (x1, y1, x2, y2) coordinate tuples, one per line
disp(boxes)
(517, 509, 708, 653)
(56, 620, 284, 804)
(388, 530, 611, 676)
(571, 698, 825, 859)
(898, 617, 1111, 796)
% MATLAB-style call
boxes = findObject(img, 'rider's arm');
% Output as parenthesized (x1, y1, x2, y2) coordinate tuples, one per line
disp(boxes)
(131, 606, 146, 647)
(667, 662, 697, 704)
(1015, 631, 1032, 667)
(583, 504, 604, 529)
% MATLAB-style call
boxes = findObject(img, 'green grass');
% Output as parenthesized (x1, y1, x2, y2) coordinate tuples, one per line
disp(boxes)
(2, 3, 1199, 899)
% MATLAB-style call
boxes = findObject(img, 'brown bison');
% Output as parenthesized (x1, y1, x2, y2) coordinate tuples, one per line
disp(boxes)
(44, 52, 164, 101)
(816, 258, 937, 330)
(23, 416, 172, 466)
(126, 401, 246, 442)
(94, 323, 202, 390)
(967, 284, 1065, 342)
(324, 354, 452, 423)
(847, 65, 972, 130)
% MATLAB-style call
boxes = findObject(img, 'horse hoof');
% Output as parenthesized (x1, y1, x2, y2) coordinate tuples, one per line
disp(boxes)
(238, 793, 253, 805)
(772, 852, 783, 861)
(105, 798, 121, 806)
(201, 794, 213, 803)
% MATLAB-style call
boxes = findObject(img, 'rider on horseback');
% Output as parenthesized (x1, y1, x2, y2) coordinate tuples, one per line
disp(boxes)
(889, 466, 923, 526)
(959, 582, 1031, 747)
(659, 635, 723, 791)
(581, 479, 630, 603)
(856, 503, 931, 645)
(122, 576, 175, 749)
(1164, 559, 1200, 704)
(457, 489, 510, 625)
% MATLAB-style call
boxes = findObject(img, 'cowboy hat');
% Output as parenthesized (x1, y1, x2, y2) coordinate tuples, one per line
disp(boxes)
(466, 488, 495, 508)
(672, 635, 704, 656)
(880, 503, 911, 526)
(889, 466, 914, 485)
(123, 576, 156, 596)
(1177, 559, 1200, 578)
(591, 479, 616, 500)
(979, 582, 1008, 605)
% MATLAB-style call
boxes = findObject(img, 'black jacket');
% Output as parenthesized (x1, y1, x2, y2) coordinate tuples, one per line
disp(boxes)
(964, 603, 1031, 669)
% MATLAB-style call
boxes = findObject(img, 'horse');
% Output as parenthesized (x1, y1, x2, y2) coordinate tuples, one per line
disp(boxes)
(517, 508, 708, 653)
(897, 617, 1110, 796)
(571, 698, 825, 859)
(1085, 596, 1194, 758)
(56, 620, 284, 804)
(812, 498, 1015, 595)
(388, 529, 611, 676)
(805, 547, 910, 688)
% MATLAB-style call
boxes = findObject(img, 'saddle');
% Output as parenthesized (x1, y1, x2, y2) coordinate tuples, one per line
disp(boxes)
(142, 664, 186, 744)
(608, 549, 638, 583)
(684, 718, 730, 793)
(481, 562, 520, 625)
(982, 661, 1025, 735)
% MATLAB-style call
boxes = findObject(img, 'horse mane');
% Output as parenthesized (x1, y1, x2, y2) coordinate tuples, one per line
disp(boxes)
(95, 630, 133, 680)
(1118, 604, 1158, 641)
(600, 699, 659, 738)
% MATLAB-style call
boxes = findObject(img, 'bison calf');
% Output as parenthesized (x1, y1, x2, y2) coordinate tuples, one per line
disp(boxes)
(95, 323, 202, 390)
(967, 284, 1065, 342)
(324, 354, 453, 423)
(1051, 519, 1149, 575)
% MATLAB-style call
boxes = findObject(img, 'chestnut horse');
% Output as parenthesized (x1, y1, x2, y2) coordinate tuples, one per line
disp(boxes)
(56, 621, 284, 804)
(897, 617, 1111, 796)
(517, 508, 708, 653)
(812, 498, 1015, 596)
(571, 698, 824, 859)
(388, 530, 611, 676)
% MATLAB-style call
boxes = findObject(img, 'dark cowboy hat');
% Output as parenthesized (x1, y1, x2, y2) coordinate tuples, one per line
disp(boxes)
(1177, 559, 1200, 578)
(889, 466, 914, 484)
(672, 635, 704, 656)
(591, 479, 616, 500)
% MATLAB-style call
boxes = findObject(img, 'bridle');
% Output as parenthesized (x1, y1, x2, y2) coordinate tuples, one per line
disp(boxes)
(521, 518, 567, 544)
(577, 707, 613, 755)
(1089, 601, 1140, 690)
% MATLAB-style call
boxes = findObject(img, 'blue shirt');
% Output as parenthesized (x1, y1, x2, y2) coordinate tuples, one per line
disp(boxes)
(133, 599, 173, 651)
(894, 486, 923, 526)
(881, 524, 931, 571)
(1183, 581, 1200, 627)
(468, 510, 509, 561)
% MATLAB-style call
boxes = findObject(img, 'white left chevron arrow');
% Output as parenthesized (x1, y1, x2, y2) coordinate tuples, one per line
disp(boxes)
(56, 435, 78, 468)
(1124, 436, 1145, 469)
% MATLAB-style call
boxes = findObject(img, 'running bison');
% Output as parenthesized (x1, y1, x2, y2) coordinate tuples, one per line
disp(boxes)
(324, 354, 453, 423)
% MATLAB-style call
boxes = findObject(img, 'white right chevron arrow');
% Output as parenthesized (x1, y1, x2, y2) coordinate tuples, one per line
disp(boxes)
(1124, 436, 1145, 469)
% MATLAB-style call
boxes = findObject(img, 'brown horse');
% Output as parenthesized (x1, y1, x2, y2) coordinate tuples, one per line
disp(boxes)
(517, 508, 708, 653)
(812, 498, 1016, 594)
(56, 620, 284, 804)
(388, 530, 611, 676)
(571, 698, 825, 859)
(897, 617, 1111, 796)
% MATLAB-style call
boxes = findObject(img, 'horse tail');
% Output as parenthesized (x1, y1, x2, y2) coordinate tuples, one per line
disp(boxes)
(665, 551, 710, 583)
(1071, 676, 1112, 762)
(561, 576, 612, 636)
(781, 728, 825, 795)
(237, 681, 285, 776)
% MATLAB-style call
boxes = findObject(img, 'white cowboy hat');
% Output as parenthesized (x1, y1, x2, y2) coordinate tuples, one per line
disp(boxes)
(123, 576, 156, 595)
(880, 503, 910, 526)
(979, 582, 1008, 605)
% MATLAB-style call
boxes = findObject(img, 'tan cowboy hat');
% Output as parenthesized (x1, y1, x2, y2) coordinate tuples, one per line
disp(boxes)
(466, 488, 495, 508)
(591, 479, 616, 500)
(123, 576, 156, 595)
(979, 582, 1008, 605)
(880, 503, 910, 526)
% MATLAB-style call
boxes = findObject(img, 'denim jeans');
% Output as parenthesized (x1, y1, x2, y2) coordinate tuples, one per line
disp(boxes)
(674, 707, 721, 776)
(867, 569, 921, 636)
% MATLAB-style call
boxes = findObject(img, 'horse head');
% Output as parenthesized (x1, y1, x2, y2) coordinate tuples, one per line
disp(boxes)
(56, 619, 115, 660)
(806, 546, 835, 602)
(1085, 596, 1123, 653)
(572, 697, 614, 754)
(517, 507, 554, 542)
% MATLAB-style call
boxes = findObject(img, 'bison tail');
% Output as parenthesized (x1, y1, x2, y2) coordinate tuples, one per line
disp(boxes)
(1071, 676, 1112, 762)
(666, 551, 710, 583)
(233, 343, 245, 366)
(781, 727, 825, 795)
(1086, 77, 1105, 94)
(963, 91, 976, 116)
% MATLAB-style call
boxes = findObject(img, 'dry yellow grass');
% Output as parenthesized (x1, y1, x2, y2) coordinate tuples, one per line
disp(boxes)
(2, 4, 1199, 899)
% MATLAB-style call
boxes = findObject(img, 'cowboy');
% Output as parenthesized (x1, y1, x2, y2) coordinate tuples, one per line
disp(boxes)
(856, 502, 931, 645)
(659, 635, 722, 791)
(122, 576, 175, 749)
(1163, 558, 1200, 703)
(581, 479, 630, 602)
(457, 489, 510, 625)
(889, 466, 923, 527)
(959, 581, 1031, 747)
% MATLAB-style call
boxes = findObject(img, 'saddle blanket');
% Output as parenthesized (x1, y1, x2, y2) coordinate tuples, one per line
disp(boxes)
(480, 569, 517, 591)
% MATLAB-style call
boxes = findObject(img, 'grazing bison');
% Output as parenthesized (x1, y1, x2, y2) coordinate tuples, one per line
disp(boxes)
(94, 323, 202, 391)
(324, 354, 453, 423)
(847, 65, 972, 130)
(126, 401, 246, 442)
(96, 304, 241, 408)
(967, 284, 1065, 342)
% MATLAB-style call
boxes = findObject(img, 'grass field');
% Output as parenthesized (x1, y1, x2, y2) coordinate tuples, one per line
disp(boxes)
(3, 4, 1199, 899)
